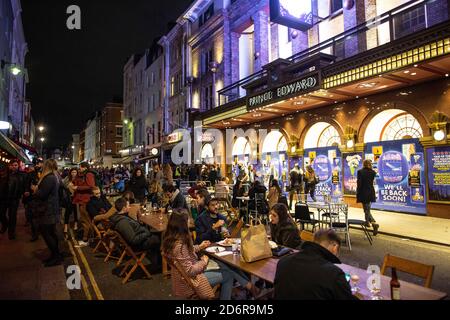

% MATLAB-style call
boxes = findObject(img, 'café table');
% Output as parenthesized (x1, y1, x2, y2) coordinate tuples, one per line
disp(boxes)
(204, 243, 447, 300)
(338, 264, 447, 300)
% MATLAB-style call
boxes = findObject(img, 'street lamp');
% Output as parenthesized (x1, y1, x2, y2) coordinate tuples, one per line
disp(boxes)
(1, 59, 24, 76)
(38, 125, 45, 133)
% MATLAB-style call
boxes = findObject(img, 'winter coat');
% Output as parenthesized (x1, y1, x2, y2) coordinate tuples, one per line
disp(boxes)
(109, 213, 159, 249)
(168, 189, 189, 211)
(356, 167, 376, 203)
(86, 195, 112, 219)
(128, 176, 148, 201)
(1, 170, 26, 200)
(33, 173, 60, 225)
(194, 211, 227, 244)
(274, 242, 357, 300)
(270, 220, 302, 249)
(72, 172, 96, 204)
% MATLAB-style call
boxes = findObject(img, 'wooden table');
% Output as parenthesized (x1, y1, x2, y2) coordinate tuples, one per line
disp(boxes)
(205, 244, 447, 300)
(204, 243, 294, 284)
(338, 264, 447, 300)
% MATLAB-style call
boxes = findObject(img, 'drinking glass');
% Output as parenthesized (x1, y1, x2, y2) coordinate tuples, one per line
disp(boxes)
(232, 243, 239, 255)
(350, 274, 360, 294)
(370, 285, 383, 300)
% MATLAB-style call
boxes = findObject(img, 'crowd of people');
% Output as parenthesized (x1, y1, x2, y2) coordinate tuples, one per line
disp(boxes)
(0, 156, 380, 300)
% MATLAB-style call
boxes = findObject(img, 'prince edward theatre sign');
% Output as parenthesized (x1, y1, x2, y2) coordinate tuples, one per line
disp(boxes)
(247, 72, 321, 110)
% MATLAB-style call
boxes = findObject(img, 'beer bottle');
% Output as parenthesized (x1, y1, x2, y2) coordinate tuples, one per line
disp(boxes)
(390, 267, 401, 300)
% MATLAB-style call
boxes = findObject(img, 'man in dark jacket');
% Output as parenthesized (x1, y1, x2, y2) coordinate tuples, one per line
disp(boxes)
(356, 159, 379, 235)
(274, 229, 357, 300)
(164, 184, 188, 211)
(23, 158, 43, 241)
(195, 197, 229, 244)
(86, 187, 112, 219)
(0, 160, 26, 239)
(110, 198, 160, 270)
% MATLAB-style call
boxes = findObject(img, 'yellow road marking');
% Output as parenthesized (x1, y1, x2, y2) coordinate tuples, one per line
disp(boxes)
(67, 238, 92, 300)
(69, 229, 105, 300)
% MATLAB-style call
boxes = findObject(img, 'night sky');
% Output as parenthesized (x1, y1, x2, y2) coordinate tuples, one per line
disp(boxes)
(21, 0, 192, 149)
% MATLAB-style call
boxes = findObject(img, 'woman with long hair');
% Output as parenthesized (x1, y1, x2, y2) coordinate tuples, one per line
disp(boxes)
(269, 203, 302, 249)
(162, 209, 256, 300)
(63, 168, 79, 238)
(162, 164, 174, 188)
(148, 179, 163, 205)
(128, 167, 148, 203)
(31, 159, 63, 267)
(267, 179, 281, 210)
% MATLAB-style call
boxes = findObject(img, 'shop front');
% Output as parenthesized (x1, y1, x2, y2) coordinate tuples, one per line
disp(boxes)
(231, 136, 251, 183)
(259, 130, 289, 189)
(199, 20, 450, 217)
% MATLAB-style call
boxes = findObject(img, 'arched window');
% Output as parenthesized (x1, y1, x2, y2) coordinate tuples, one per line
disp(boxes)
(232, 137, 251, 155)
(318, 125, 341, 147)
(364, 109, 423, 142)
(381, 113, 423, 141)
(304, 122, 342, 149)
(262, 130, 288, 153)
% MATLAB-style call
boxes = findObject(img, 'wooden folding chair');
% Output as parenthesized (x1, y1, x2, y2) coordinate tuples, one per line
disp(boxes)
(113, 231, 152, 284)
(299, 230, 314, 242)
(91, 220, 110, 254)
(230, 218, 244, 238)
(103, 229, 127, 265)
(380, 254, 435, 288)
(165, 255, 220, 300)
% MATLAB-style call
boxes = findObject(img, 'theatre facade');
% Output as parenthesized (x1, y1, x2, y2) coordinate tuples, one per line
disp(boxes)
(195, 1, 450, 219)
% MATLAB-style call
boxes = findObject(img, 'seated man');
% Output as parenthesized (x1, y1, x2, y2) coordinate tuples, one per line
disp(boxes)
(113, 176, 125, 193)
(109, 198, 161, 271)
(164, 184, 189, 211)
(86, 187, 112, 220)
(195, 197, 229, 244)
(274, 229, 357, 300)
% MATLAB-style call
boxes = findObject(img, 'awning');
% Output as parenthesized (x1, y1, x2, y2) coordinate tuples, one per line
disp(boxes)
(0, 131, 31, 164)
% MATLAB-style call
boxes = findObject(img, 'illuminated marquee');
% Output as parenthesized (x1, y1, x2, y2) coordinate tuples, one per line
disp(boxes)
(247, 73, 320, 110)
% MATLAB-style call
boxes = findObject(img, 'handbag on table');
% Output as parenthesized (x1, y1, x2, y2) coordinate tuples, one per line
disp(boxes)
(240, 219, 272, 263)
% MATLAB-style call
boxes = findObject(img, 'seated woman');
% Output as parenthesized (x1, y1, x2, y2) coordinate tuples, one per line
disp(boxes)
(162, 209, 257, 300)
(269, 203, 302, 249)
(112, 175, 125, 193)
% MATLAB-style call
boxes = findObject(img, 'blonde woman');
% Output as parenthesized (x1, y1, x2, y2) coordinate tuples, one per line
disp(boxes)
(162, 164, 174, 187)
(62, 168, 79, 238)
(31, 159, 62, 267)
(148, 179, 163, 205)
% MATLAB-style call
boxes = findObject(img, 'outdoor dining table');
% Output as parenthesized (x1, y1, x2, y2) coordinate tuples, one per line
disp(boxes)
(204, 242, 447, 300)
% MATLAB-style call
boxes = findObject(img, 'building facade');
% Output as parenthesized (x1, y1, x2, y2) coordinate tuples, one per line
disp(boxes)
(99, 102, 123, 168)
(191, 0, 450, 218)
(72, 133, 80, 164)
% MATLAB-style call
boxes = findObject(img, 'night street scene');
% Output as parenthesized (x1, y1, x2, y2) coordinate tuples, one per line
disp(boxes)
(1, 0, 450, 312)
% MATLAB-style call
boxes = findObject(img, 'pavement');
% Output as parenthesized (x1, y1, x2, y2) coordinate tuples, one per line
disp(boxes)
(0, 206, 71, 300)
(346, 206, 450, 246)
(1, 203, 449, 300)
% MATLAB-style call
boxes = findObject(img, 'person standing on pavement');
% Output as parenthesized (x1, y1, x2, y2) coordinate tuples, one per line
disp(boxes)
(62, 168, 79, 239)
(304, 165, 318, 202)
(72, 162, 96, 247)
(289, 164, 302, 210)
(31, 159, 63, 267)
(356, 159, 379, 236)
(0, 159, 26, 240)
(127, 167, 148, 203)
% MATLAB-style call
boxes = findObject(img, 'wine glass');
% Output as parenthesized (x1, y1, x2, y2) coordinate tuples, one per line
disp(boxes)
(370, 284, 383, 300)
(350, 274, 360, 294)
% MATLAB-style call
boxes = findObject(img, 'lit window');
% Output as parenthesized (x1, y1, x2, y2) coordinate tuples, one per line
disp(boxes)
(381, 113, 423, 141)
(318, 125, 341, 147)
